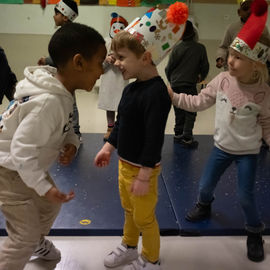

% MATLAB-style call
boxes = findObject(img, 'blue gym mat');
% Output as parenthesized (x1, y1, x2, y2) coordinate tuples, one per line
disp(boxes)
(0, 133, 178, 236)
(161, 135, 270, 236)
(0, 134, 269, 236)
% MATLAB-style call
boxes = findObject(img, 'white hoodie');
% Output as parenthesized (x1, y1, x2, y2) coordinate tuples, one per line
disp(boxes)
(0, 66, 80, 196)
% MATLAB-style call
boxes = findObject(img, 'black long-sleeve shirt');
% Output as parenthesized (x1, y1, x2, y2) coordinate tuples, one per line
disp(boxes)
(108, 76, 171, 168)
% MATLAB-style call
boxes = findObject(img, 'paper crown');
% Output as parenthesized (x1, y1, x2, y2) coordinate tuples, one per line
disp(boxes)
(55, 0, 78, 22)
(230, 0, 269, 63)
(124, 2, 189, 65)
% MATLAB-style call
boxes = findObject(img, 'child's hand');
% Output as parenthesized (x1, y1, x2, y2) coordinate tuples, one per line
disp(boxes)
(131, 177, 150, 196)
(216, 58, 224, 69)
(58, 144, 77, 166)
(37, 57, 46, 65)
(94, 149, 111, 167)
(45, 187, 75, 203)
(106, 54, 116, 65)
(167, 85, 174, 100)
(94, 142, 114, 167)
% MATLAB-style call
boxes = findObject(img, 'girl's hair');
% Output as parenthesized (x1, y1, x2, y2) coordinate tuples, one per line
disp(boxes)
(252, 34, 270, 85)
(252, 61, 269, 85)
(111, 31, 145, 58)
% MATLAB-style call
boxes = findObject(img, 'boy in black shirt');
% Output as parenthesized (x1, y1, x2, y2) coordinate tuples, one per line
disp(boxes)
(94, 30, 171, 270)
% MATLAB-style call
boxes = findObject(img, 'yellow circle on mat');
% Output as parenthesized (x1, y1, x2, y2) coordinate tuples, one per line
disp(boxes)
(80, 219, 91, 225)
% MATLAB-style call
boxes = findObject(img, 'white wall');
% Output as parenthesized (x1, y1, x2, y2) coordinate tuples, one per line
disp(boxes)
(0, 3, 260, 38)
(0, 4, 149, 36)
(0, 3, 269, 82)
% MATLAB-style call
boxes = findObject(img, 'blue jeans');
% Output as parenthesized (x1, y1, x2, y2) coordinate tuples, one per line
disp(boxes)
(198, 146, 263, 232)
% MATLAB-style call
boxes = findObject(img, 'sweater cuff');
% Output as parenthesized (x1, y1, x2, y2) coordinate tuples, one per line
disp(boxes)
(34, 180, 53, 197)
(172, 92, 180, 107)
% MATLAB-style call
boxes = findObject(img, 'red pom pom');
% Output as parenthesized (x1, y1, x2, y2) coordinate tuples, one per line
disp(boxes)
(251, 0, 268, 16)
(167, 2, 189, 25)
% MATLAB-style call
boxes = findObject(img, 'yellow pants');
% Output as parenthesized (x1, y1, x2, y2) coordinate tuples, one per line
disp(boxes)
(119, 160, 161, 263)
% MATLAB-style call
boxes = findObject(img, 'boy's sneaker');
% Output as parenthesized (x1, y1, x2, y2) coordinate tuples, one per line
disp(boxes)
(123, 256, 161, 270)
(104, 243, 138, 268)
(32, 238, 61, 261)
(185, 202, 211, 222)
(247, 232, 264, 262)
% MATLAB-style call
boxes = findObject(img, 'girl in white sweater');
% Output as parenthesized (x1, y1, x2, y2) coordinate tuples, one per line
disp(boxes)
(168, 0, 270, 263)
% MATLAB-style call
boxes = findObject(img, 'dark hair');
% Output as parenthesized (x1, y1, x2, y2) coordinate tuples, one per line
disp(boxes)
(182, 20, 195, 41)
(63, 0, 78, 15)
(48, 23, 105, 68)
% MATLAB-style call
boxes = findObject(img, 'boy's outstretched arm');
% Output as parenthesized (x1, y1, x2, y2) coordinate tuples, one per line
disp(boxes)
(94, 142, 115, 167)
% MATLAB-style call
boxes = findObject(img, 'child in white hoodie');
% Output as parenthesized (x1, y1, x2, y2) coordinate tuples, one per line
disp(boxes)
(0, 23, 106, 270)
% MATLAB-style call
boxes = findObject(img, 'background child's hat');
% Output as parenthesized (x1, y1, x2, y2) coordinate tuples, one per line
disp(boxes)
(110, 12, 128, 27)
(230, 0, 269, 63)
(55, 0, 78, 22)
(124, 2, 189, 65)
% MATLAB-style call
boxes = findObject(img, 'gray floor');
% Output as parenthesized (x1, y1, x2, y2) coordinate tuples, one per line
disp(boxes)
(0, 90, 269, 270)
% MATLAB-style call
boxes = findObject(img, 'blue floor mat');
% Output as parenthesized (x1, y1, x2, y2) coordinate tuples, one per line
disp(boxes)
(0, 133, 178, 236)
(161, 135, 270, 236)
(1, 134, 270, 236)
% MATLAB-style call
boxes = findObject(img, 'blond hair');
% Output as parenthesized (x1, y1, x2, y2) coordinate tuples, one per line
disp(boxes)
(252, 34, 270, 85)
(252, 61, 269, 85)
(111, 31, 145, 58)
(241, 53, 269, 85)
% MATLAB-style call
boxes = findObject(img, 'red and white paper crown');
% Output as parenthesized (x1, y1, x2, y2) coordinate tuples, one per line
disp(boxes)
(230, 0, 269, 63)
(55, 0, 78, 22)
(124, 2, 189, 65)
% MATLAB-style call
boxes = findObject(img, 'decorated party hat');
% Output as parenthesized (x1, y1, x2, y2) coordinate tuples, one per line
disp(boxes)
(230, 0, 269, 63)
(124, 2, 189, 65)
(55, 0, 78, 22)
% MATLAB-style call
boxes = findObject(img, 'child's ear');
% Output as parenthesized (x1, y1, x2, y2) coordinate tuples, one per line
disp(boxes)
(63, 16, 69, 23)
(73, 54, 84, 71)
(142, 51, 153, 64)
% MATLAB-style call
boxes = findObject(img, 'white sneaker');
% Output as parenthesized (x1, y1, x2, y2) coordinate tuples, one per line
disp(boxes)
(123, 256, 161, 270)
(32, 238, 61, 261)
(104, 243, 138, 268)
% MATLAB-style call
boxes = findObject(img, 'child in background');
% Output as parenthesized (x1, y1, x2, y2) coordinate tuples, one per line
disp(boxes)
(216, 0, 253, 69)
(0, 46, 17, 104)
(0, 23, 106, 270)
(98, 12, 129, 141)
(168, 0, 270, 262)
(37, 0, 82, 142)
(216, 0, 270, 70)
(95, 4, 188, 270)
(165, 20, 209, 148)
